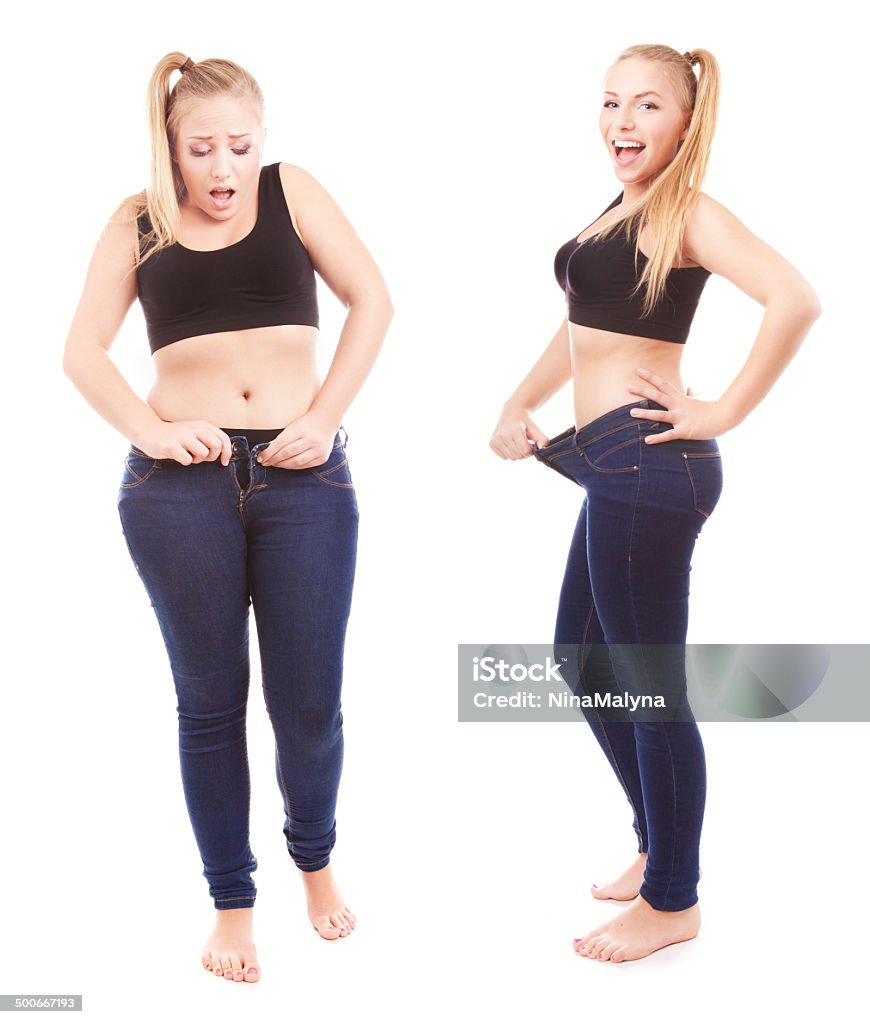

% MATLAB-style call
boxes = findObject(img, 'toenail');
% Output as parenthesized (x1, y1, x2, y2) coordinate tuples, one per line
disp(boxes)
(247, 967, 258, 975)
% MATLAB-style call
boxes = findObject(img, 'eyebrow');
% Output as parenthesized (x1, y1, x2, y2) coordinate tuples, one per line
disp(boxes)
(185, 132, 253, 140)
(603, 91, 663, 99)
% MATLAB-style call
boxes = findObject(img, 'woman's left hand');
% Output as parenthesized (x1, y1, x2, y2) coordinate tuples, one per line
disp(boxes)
(627, 367, 726, 443)
(256, 412, 340, 469)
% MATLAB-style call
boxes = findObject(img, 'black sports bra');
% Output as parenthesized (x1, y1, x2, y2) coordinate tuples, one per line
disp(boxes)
(136, 162, 319, 354)
(554, 194, 710, 344)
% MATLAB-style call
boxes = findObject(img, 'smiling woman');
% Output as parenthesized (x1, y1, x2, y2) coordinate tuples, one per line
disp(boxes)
(62, 49, 393, 985)
(490, 42, 820, 967)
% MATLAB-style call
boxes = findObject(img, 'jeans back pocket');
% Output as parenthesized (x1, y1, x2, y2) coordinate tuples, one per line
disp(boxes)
(681, 449, 723, 518)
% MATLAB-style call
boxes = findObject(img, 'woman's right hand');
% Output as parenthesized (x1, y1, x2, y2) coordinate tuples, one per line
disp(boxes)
(489, 405, 550, 461)
(133, 420, 233, 466)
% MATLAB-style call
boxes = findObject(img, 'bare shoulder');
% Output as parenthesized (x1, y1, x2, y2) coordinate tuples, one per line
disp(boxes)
(276, 162, 336, 205)
(683, 190, 744, 237)
(681, 190, 761, 269)
(97, 194, 143, 267)
(276, 163, 332, 244)
(682, 190, 819, 309)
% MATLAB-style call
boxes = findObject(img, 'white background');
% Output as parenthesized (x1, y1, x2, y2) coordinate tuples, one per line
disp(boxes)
(3, 0, 866, 1020)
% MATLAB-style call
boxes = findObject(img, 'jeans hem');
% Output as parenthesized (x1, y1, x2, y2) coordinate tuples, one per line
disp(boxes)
(214, 895, 256, 909)
(639, 882, 698, 912)
(295, 856, 331, 874)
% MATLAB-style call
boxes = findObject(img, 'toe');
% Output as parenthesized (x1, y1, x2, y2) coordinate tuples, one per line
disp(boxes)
(212, 956, 223, 977)
(228, 953, 243, 982)
(316, 917, 341, 939)
(611, 945, 628, 963)
(244, 964, 261, 983)
(220, 955, 233, 979)
(599, 941, 620, 962)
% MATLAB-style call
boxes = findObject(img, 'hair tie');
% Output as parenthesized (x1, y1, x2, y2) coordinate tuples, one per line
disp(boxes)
(180, 57, 195, 74)
(683, 51, 695, 65)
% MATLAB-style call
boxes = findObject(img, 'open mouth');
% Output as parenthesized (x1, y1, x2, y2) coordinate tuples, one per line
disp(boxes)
(209, 187, 236, 207)
(612, 140, 646, 165)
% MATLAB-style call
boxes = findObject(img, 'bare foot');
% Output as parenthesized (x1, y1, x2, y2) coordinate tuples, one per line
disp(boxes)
(591, 855, 702, 901)
(300, 863, 356, 940)
(573, 894, 700, 962)
(201, 907, 261, 982)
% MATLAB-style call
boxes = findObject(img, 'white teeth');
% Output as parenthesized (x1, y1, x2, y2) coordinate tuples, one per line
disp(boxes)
(614, 140, 644, 148)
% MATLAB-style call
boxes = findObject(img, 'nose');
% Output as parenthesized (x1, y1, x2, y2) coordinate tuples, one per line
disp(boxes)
(210, 153, 231, 181)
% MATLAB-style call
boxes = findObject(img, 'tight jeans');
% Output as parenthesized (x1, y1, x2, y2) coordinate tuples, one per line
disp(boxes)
(532, 399, 723, 911)
(117, 426, 359, 909)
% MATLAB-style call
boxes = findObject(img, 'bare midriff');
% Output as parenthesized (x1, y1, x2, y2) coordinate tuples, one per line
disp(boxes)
(569, 323, 686, 432)
(147, 323, 321, 428)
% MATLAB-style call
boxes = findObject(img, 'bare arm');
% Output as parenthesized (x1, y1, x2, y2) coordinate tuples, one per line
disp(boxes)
(62, 201, 232, 465)
(635, 192, 822, 441)
(258, 164, 394, 468)
(490, 317, 572, 460)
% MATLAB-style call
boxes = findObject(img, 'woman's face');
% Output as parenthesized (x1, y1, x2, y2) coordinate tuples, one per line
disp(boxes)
(172, 93, 266, 220)
(599, 57, 690, 189)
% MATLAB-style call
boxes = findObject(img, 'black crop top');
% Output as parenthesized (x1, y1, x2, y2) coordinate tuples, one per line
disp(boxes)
(136, 162, 319, 354)
(554, 194, 710, 344)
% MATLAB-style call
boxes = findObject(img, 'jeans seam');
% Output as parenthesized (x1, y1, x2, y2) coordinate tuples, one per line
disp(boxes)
(658, 724, 678, 908)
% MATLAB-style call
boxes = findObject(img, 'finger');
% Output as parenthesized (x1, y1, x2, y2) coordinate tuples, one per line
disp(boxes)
(630, 407, 672, 423)
(635, 366, 672, 389)
(203, 426, 232, 465)
(172, 444, 194, 466)
(643, 429, 680, 445)
(489, 433, 523, 461)
(187, 437, 213, 464)
(260, 423, 300, 463)
(259, 434, 306, 466)
(216, 429, 233, 467)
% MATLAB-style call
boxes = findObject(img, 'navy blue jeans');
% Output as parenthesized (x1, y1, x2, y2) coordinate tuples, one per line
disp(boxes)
(117, 426, 358, 909)
(532, 400, 723, 912)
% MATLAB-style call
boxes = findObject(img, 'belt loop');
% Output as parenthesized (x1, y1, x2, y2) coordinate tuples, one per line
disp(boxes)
(340, 424, 348, 447)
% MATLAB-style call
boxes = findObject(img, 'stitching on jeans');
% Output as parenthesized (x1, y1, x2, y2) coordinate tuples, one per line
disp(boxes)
(576, 419, 639, 448)
(120, 454, 159, 488)
(658, 723, 679, 909)
(681, 453, 719, 518)
(309, 462, 355, 488)
(315, 457, 349, 478)
(581, 436, 641, 475)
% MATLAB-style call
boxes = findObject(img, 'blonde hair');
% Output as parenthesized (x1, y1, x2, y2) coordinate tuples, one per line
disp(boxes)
(593, 44, 720, 317)
(122, 52, 265, 272)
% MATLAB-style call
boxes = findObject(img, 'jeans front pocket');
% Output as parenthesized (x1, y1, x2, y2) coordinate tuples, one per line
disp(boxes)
(308, 439, 354, 489)
(578, 423, 641, 474)
(120, 447, 160, 489)
(681, 448, 723, 518)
